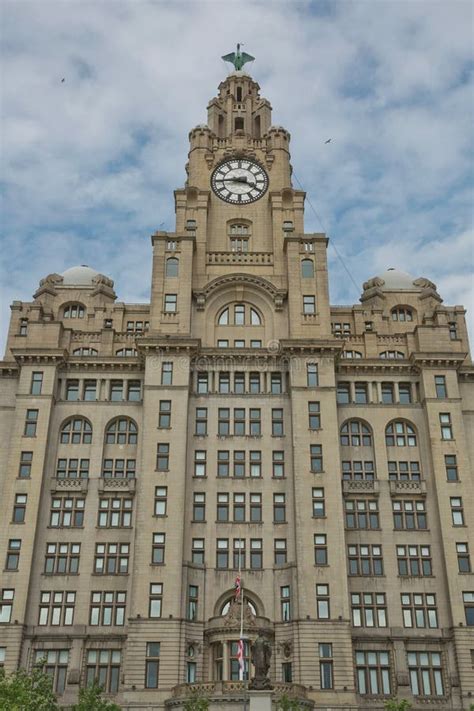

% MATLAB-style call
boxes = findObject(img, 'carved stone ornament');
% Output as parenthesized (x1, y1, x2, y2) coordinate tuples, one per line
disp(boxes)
(223, 599, 257, 629)
(278, 641, 293, 658)
(249, 633, 273, 690)
(413, 277, 437, 291)
(362, 276, 385, 291)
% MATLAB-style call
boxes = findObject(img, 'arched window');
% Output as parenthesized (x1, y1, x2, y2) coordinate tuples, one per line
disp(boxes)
(301, 259, 314, 278)
(105, 418, 138, 445)
(63, 304, 85, 319)
(166, 258, 179, 277)
(60, 417, 92, 444)
(380, 351, 405, 359)
(391, 307, 414, 322)
(116, 348, 137, 357)
(73, 347, 98, 356)
(341, 350, 363, 359)
(220, 598, 257, 616)
(340, 420, 373, 446)
(217, 304, 263, 327)
(385, 420, 417, 447)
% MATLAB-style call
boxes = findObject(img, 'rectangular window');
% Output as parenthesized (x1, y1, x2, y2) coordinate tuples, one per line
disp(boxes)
(19, 318, 28, 335)
(218, 408, 230, 436)
(316, 584, 330, 619)
(435, 375, 447, 398)
(250, 408, 261, 436)
(449, 322, 458, 340)
(281, 585, 291, 621)
(127, 380, 141, 401)
(440, 413, 453, 439)
(234, 408, 245, 436)
(152, 534, 166, 565)
(310, 445, 323, 473)
(308, 401, 321, 429)
(83, 380, 97, 401)
(234, 371, 245, 393)
(234, 339, 245, 348)
(408, 651, 444, 697)
(98, 497, 132, 528)
(50, 496, 86, 527)
(191, 538, 204, 565)
(250, 493, 262, 522)
(145, 643, 160, 689)
(272, 451, 285, 478)
(355, 650, 391, 695)
(194, 450, 206, 478)
(234, 449, 245, 479)
(216, 539, 229, 569)
(233, 538, 245, 569)
(388, 460, 421, 481)
(312, 488, 325, 517)
(156, 444, 169, 471)
(44, 542, 80, 574)
(282, 662, 292, 682)
(445, 454, 458, 481)
(336, 383, 350, 404)
(345, 500, 379, 529)
(101, 458, 134, 479)
(273, 493, 286, 523)
(303, 295, 316, 314)
(19, 451, 33, 478)
(381, 383, 394, 404)
(307, 363, 318, 387)
(397, 545, 432, 576)
(249, 372, 261, 393)
(457, 543, 471, 573)
(0, 589, 14, 623)
(217, 493, 229, 522)
(219, 372, 230, 394)
(274, 539, 287, 565)
(217, 339, 229, 348)
(86, 650, 121, 693)
(463, 591, 474, 626)
(164, 294, 177, 312)
(314, 534, 328, 565)
(110, 380, 123, 401)
(161, 362, 173, 385)
(187, 585, 199, 621)
(251, 340, 262, 349)
(158, 400, 171, 428)
(154, 487, 168, 517)
(401, 593, 438, 629)
(351, 592, 387, 628)
(393, 500, 427, 530)
(271, 373, 283, 394)
(398, 383, 412, 404)
(342, 460, 375, 480)
(65, 379, 79, 401)
(348, 545, 383, 576)
(57, 457, 90, 479)
(94, 543, 129, 574)
(89, 591, 126, 626)
(217, 450, 229, 477)
(271, 408, 284, 436)
(354, 383, 368, 404)
(12, 494, 27, 523)
(319, 643, 333, 689)
(6, 539, 21, 570)
(450, 497, 464, 526)
(195, 408, 208, 435)
(149, 583, 163, 618)
(193, 493, 206, 522)
(187, 661, 197, 683)
(30, 371, 43, 395)
(249, 451, 261, 478)
(250, 539, 263, 569)
(34, 649, 69, 694)
(197, 372, 208, 394)
(233, 493, 245, 523)
(24, 409, 38, 436)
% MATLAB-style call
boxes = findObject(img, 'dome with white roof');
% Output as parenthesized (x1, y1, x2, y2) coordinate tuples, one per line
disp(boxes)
(377, 268, 418, 290)
(61, 265, 101, 286)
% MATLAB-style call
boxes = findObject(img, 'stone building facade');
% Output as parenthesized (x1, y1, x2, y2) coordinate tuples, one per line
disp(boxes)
(0, 66, 473, 710)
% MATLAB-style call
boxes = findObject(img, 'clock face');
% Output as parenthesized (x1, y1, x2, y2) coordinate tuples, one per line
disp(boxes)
(211, 159, 268, 204)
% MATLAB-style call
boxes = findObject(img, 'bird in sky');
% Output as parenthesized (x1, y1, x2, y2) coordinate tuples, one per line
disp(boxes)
(61, 78, 65, 83)
(325, 138, 331, 144)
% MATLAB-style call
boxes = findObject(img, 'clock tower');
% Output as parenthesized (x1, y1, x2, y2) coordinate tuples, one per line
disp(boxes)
(149, 61, 331, 341)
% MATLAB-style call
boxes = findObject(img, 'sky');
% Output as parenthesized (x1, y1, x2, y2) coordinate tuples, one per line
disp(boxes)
(1, 0, 473, 352)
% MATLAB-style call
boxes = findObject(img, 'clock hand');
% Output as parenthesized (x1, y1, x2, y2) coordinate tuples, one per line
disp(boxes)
(223, 176, 255, 185)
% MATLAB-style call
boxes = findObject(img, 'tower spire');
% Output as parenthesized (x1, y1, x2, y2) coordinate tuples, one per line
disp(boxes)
(221, 43, 255, 71)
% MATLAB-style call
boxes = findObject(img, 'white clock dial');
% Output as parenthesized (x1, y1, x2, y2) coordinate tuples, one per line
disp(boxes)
(211, 159, 268, 204)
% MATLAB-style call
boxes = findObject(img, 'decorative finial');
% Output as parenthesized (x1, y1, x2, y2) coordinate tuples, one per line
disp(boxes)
(222, 43, 255, 71)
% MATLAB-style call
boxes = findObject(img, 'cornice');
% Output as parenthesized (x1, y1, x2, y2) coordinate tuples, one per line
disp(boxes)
(279, 339, 343, 356)
(409, 352, 467, 369)
(11, 348, 67, 365)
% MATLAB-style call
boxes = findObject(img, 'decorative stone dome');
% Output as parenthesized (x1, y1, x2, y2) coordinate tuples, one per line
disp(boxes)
(361, 268, 440, 302)
(61, 265, 101, 286)
(377, 268, 418, 290)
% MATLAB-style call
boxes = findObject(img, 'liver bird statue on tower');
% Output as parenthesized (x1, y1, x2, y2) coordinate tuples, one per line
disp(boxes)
(222, 43, 255, 71)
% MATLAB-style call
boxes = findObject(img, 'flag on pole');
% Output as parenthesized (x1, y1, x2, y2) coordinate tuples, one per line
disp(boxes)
(234, 575, 241, 599)
(237, 638, 245, 679)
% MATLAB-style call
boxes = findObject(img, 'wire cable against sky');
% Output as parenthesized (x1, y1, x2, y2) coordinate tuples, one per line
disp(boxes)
(292, 171, 361, 298)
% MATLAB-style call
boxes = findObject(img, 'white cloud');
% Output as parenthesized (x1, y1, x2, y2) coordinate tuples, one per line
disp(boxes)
(1, 0, 473, 348)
